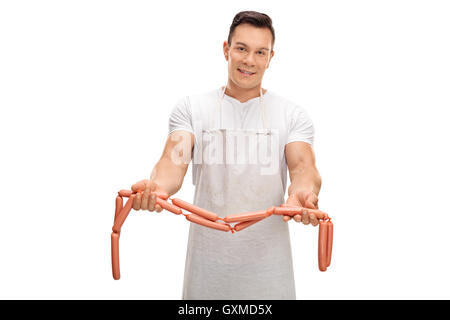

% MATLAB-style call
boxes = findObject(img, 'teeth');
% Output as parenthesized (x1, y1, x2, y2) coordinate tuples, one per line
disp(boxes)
(239, 69, 253, 75)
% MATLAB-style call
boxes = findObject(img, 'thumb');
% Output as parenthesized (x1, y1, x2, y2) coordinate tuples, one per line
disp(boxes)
(285, 194, 301, 207)
(131, 180, 148, 193)
(305, 193, 319, 209)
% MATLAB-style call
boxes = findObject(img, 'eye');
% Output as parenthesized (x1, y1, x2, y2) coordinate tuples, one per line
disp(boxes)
(237, 47, 245, 51)
(257, 51, 265, 55)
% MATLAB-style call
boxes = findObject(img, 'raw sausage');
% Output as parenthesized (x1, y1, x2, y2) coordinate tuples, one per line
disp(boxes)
(223, 209, 272, 223)
(274, 207, 327, 219)
(186, 214, 231, 232)
(318, 221, 328, 271)
(172, 198, 219, 221)
(156, 198, 182, 215)
(112, 195, 135, 233)
(118, 189, 133, 197)
(115, 196, 123, 221)
(233, 218, 264, 232)
(327, 221, 333, 267)
(111, 232, 120, 280)
(274, 207, 302, 215)
(118, 189, 169, 200)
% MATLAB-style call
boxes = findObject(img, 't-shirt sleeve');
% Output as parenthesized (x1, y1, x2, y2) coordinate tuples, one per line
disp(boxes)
(286, 105, 315, 146)
(168, 96, 194, 135)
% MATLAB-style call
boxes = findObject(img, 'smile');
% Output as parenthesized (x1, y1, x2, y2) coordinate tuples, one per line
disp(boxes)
(238, 68, 255, 76)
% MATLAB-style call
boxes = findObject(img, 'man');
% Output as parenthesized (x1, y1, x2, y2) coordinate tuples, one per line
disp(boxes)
(130, 11, 321, 299)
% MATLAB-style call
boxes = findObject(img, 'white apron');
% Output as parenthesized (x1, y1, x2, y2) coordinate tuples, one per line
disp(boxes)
(181, 87, 296, 300)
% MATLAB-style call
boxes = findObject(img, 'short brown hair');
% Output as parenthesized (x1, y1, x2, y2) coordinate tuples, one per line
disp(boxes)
(227, 11, 275, 51)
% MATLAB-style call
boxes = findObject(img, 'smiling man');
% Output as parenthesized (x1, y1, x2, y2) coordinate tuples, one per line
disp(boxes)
(130, 11, 322, 299)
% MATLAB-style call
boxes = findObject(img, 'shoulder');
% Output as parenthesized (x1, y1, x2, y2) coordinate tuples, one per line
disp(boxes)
(185, 88, 220, 109)
(266, 90, 310, 115)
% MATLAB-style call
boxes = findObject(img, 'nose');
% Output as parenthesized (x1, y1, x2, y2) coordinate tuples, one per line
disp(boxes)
(242, 52, 256, 67)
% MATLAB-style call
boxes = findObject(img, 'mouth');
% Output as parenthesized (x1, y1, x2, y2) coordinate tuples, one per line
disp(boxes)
(237, 68, 256, 76)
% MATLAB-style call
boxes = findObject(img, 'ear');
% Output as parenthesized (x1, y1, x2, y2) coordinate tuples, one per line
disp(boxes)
(223, 41, 230, 61)
(265, 50, 275, 69)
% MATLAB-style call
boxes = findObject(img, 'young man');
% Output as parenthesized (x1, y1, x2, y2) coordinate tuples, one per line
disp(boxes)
(131, 11, 321, 299)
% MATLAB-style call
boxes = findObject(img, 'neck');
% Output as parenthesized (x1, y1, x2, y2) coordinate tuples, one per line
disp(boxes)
(222, 81, 266, 103)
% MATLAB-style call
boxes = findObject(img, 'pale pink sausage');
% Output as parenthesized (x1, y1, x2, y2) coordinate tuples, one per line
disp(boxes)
(233, 218, 264, 232)
(118, 189, 133, 197)
(112, 195, 135, 233)
(115, 196, 123, 222)
(327, 221, 333, 267)
(274, 207, 302, 215)
(318, 221, 328, 272)
(274, 207, 327, 219)
(118, 189, 169, 200)
(186, 214, 231, 232)
(172, 198, 219, 221)
(111, 232, 120, 280)
(223, 210, 272, 223)
(156, 198, 182, 215)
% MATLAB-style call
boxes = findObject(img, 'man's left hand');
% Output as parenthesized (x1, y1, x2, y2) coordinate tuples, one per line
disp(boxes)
(283, 191, 319, 226)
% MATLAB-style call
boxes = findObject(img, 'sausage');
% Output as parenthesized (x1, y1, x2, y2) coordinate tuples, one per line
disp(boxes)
(172, 198, 219, 221)
(112, 195, 135, 233)
(318, 221, 328, 271)
(118, 189, 169, 200)
(274, 207, 302, 216)
(111, 232, 120, 280)
(223, 209, 272, 223)
(156, 198, 182, 215)
(274, 207, 327, 219)
(118, 189, 133, 197)
(186, 214, 231, 232)
(234, 218, 264, 232)
(115, 196, 123, 222)
(326, 221, 333, 267)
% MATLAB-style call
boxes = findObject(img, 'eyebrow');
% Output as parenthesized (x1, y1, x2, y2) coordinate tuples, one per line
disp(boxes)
(235, 42, 270, 51)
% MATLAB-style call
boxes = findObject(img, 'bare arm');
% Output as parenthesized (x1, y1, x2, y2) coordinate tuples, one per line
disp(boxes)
(284, 141, 322, 225)
(286, 141, 322, 197)
(132, 130, 194, 211)
(151, 130, 195, 196)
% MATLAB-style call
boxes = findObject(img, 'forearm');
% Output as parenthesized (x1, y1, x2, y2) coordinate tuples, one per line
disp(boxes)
(150, 157, 187, 196)
(288, 167, 322, 197)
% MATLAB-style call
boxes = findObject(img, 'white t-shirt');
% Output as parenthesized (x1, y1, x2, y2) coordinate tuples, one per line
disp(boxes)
(168, 87, 314, 192)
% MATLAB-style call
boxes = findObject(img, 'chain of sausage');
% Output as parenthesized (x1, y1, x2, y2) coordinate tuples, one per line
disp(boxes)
(111, 190, 333, 279)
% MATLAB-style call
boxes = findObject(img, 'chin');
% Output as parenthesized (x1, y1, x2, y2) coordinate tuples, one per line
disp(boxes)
(232, 78, 257, 89)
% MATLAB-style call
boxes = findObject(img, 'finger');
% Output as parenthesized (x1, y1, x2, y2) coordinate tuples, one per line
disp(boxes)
(148, 193, 156, 211)
(155, 204, 163, 213)
(131, 180, 147, 193)
(283, 215, 291, 222)
(301, 210, 310, 225)
(310, 213, 319, 226)
(133, 192, 142, 210)
(293, 214, 302, 223)
(141, 182, 152, 210)
(149, 180, 157, 192)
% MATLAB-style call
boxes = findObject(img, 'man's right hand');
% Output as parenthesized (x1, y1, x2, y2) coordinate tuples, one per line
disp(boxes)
(131, 179, 168, 212)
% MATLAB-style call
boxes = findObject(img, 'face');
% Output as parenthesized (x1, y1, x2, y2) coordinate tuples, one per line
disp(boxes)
(223, 23, 274, 89)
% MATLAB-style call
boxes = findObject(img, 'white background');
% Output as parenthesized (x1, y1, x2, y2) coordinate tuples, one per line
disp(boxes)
(1, 0, 449, 299)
